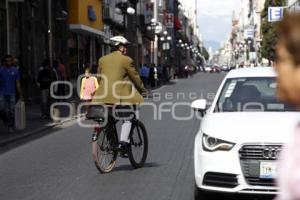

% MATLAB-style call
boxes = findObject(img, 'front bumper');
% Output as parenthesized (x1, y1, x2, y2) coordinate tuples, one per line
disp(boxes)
(194, 134, 279, 195)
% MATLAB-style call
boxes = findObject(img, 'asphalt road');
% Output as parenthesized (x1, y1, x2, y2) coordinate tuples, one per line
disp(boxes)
(0, 73, 273, 200)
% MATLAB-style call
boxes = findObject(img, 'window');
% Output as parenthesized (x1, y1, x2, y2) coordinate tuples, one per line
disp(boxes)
(215, 77, 296, 112)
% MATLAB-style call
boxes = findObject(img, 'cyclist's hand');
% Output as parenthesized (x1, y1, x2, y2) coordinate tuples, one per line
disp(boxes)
(142, 90, 152, 98)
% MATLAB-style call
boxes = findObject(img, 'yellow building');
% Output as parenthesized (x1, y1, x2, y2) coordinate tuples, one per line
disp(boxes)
(67, 0, 105, 79)
(68, 0, 104, 34)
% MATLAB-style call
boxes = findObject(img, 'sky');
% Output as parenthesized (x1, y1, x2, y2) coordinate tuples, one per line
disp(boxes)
(197, 0, 242, 48)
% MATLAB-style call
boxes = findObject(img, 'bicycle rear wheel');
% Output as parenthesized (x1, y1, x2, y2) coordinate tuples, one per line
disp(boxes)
(92, 127, 118, 173)
(128, 121, 148, 168)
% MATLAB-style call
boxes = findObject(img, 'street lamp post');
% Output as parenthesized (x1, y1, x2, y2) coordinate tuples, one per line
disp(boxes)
(160, 31, 172, 67)
(48, 0, 53, 69)
(115, 0, 135, 36)
(147, 19, 162, 64)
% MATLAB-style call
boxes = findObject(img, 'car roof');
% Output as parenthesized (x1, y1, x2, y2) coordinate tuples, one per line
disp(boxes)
(226, 67, 276, 79)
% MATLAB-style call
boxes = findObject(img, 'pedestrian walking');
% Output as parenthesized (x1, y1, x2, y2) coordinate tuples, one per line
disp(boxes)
(275, 12, 300, 200)
(139, 64, 150, 88)
(0, 55, 23, 132)
(53, 60, 67, 97)
(149, 63, 156, 88)
(37, 59, 58, 119)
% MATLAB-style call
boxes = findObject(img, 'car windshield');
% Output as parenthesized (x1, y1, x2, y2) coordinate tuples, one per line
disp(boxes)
(215, 77, 297, 112)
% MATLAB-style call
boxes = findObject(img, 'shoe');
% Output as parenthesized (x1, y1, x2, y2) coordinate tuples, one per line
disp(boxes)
(119, 142, 130, 158)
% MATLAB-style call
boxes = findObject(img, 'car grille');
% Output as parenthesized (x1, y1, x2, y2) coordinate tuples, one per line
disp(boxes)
(203, 172, 239, 188)
(239, 145, 282, 187)
(239, 145, 282, 160)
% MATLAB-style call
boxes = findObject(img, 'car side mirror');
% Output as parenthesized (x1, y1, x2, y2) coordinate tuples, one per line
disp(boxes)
(191, 99, 207, 117)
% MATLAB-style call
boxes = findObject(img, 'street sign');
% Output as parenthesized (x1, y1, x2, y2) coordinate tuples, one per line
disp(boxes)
(164, 13, 174, 28)
(162, 42, 170, 50)
(155, 22, 163, 34)
(244, 29, 255, 39)
(145, 3, 154, 24)
(268, 7, 284, 22)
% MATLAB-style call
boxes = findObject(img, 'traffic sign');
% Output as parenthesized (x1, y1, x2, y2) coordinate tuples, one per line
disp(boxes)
(145, 3, 154, 24)
(244, 29, 255, 39)
(155, 22, 163, 34)
(164, 13, 174, 28)
(268, 7, 284, 22)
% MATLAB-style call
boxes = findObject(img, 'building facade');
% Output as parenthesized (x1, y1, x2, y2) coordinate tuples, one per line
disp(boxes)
(289, 0, 300, 9)
(67, 0, 105, 79)
(0, 0, 200, 101)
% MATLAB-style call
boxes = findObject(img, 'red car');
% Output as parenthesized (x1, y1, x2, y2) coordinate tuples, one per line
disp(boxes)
(210, 65, 221, 73)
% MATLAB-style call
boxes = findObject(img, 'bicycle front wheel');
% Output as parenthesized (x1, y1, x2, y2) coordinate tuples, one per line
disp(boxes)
(92, 128, 118, 173)
(128, 121, 148, 168)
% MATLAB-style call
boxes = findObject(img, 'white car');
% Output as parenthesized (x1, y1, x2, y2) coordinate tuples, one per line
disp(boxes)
(192, 67, 300, 199)
(204, 66, 212, 72)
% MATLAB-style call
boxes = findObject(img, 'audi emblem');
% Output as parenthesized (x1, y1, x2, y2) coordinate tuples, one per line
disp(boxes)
(262, 147, 281, 160)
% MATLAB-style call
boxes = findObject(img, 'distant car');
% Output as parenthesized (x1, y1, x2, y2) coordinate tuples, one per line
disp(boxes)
(210, 66, 221, 73)
(204, 65, 212, 73)
(192, 67, 300, 199)
(221, 65, 230, 72)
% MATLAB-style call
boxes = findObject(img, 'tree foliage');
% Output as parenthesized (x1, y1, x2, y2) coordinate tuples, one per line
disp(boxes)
(201, 47, 210, 61)
(261, 0, 286, 61)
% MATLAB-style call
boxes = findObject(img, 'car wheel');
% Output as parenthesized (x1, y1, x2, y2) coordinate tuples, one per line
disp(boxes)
(194, 185, 211, 200)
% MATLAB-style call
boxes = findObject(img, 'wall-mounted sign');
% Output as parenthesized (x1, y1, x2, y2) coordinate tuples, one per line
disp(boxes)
(244, 29, 255, 39)
(145, 3, 154, 24)
(164, 13, 174, 28)
(268, 7, 284, 22)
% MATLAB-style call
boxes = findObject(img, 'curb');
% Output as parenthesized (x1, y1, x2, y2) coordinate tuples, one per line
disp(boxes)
(0, 114, 84, 147)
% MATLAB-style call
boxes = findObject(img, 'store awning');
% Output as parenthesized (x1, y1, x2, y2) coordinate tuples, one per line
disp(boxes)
(69, 24, 105, 37)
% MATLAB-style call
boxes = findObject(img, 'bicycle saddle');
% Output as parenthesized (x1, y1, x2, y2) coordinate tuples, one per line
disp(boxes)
(86, 105, 107, 120)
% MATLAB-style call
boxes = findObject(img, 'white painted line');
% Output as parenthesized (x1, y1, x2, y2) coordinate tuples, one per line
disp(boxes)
(151, 85, 167, 92)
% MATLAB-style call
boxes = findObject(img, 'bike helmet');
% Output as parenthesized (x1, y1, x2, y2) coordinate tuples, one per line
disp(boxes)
(110, 36, 130, 46)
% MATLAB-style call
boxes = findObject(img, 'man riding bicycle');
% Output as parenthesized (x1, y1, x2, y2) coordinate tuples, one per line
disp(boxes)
(92, 36, 148, 157)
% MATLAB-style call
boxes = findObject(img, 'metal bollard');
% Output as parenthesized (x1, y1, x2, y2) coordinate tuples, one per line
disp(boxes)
(70, 101, 77, 118)
(52, 107, 60, 123)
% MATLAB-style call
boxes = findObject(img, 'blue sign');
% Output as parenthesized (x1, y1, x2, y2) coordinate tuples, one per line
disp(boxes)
(268, 7, 284, 22)
(88, 6, 97, 22)
(244, 29, 255, 39)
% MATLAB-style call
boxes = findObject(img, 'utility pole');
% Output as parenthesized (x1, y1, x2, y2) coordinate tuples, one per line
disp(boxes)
(6, 0, 10, 54)
(48, 0, 53, 69)
(153, 0, 158, 65)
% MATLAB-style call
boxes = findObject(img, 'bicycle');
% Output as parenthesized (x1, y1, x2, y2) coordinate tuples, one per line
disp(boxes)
(86, 105, 148, 173)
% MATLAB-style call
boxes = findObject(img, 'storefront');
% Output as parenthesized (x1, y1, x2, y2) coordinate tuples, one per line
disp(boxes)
(67, 0, 105, 79)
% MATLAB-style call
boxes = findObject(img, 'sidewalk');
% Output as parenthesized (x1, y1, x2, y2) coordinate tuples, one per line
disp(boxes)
(0, 101, 81, 147)
(0, 78, 178, 147)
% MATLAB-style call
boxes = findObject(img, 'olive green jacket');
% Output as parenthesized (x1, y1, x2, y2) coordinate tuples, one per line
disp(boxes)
(92, 51, 147, 105)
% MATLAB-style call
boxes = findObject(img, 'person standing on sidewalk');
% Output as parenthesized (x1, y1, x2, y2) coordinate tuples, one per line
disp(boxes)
(80, 66, 99, 111)
(0, 55, 23, 132)
(37, 59, 58, 119)
(139, 64, 150, 89)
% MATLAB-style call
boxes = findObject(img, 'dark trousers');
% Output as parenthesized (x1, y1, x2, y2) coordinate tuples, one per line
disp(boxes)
(141, 77, 148, 89)
(0, 95, 16, 128)
(40, 89, 50, 116)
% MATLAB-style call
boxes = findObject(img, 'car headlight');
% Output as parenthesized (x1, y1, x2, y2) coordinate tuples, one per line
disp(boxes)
(202, 134, 235, 152)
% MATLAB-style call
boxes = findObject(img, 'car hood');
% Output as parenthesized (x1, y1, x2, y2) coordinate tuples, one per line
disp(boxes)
(201, 112, 300, 144)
